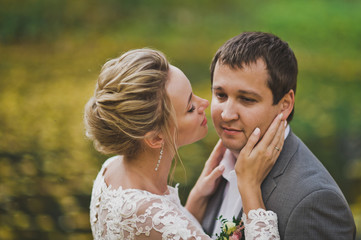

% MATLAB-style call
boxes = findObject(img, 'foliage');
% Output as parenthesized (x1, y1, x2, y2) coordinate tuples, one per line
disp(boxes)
(0, 0, 360, 239)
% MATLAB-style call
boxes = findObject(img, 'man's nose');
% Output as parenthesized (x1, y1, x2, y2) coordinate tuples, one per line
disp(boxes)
(221, 101, 239, 121)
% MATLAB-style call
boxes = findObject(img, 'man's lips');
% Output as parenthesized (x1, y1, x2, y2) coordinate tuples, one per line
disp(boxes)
(221, 126, 242, 135)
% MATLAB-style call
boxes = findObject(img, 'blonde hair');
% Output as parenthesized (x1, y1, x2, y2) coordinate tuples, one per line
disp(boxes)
(84, 49, 177, 159)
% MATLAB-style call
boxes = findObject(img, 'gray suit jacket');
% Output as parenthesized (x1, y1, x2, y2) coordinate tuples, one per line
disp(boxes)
(202, 130, 356, 239)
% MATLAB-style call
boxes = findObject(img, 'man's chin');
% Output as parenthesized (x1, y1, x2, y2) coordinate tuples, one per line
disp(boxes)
(221, 141, 245, 155)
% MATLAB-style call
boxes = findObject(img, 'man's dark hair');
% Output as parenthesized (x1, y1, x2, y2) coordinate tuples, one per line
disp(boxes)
(210, 32, 298, 122)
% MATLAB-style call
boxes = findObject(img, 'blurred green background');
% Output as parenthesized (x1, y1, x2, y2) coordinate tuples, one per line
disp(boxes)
(0, 0, 360, 239)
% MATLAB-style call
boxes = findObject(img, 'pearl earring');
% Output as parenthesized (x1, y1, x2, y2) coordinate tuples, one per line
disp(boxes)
(155, 144, 164, 171)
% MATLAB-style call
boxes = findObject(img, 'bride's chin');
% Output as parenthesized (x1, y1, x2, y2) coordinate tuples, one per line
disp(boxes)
(199, 129, 208, 140)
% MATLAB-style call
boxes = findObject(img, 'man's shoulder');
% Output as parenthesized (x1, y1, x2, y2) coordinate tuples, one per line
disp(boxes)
(284, 131, 324, 168)
(266, 132, 355, 239)
(275, 131, 342, 196)
(287, 132, 329, 172)
(272, 131, 324, 178)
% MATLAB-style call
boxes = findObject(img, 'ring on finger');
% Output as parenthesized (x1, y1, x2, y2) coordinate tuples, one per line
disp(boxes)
(274, 146, 280, 151)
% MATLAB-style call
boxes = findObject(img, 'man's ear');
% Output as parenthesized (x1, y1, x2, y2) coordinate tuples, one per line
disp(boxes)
(144, 131, 164, 149)
(279, 89, 295, 121)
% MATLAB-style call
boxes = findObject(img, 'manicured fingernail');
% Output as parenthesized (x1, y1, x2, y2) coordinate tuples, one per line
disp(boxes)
(284, 120, 287, 126)
(278, 113, 283, 119)
(219, 165, 225, 171)
(253, 127, 260, 135)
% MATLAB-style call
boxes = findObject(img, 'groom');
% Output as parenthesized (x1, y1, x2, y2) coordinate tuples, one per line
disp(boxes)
(202, 32, 356, 239)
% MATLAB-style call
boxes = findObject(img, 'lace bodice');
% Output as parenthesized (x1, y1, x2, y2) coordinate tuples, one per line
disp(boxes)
(90, 157, 280, 240)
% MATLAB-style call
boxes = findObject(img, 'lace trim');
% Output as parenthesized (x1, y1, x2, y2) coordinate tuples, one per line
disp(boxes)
(242, 208, 280, 240)
(90, 158, 206, 239)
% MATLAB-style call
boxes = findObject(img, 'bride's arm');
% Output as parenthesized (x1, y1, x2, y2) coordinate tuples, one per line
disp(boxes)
(185, 140, 226, 222)
(235, 113, 285, 215)
(233, 114, 285, 240)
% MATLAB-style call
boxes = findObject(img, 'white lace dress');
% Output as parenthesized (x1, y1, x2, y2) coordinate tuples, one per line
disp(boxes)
(90, 157, 280, 240)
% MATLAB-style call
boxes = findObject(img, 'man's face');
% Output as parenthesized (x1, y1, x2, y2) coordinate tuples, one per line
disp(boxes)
(211, 59, 281, 154)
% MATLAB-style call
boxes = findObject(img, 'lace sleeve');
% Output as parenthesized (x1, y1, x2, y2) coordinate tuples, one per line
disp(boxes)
(241, 209, 280, 240)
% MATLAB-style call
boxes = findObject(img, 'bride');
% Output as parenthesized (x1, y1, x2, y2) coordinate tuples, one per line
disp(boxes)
(84, 48, 285, 239)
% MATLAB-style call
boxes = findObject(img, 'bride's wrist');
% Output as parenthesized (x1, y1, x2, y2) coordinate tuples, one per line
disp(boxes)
(240, 186, 265, 214)
(188, 186, 209, 202)
(239, 184, 261, 198)
(186, 188, 209, 222)
(237, 180, 261, 195)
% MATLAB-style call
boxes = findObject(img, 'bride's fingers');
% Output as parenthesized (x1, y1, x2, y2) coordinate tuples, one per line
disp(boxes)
(269, 120, 286, 151)
(205, 139, 226, 171)
(270, 121, 286, 159)
(256, 113, 283, 150)
(206, 165, 225, 183)
(240, 127, 261, 157)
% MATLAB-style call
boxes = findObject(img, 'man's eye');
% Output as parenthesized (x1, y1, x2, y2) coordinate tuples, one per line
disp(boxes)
(241, 97, 256, 103)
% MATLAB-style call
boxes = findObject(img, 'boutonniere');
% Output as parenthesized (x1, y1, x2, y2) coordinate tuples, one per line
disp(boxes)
(215, 215, 245, 240)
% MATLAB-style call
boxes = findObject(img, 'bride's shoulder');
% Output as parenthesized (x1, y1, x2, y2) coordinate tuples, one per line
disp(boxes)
(102, 156, 127, 190)
(92, 156, 179, 208)
(99, 155, 146, 193)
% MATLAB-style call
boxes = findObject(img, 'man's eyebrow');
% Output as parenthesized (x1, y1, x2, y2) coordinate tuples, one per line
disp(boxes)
(238, 90, 262, 99)
(212, 86, 261, 96)
(212, 86, 262, 99)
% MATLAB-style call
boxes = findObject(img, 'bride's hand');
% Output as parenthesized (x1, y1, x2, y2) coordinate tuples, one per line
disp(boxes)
(185, 139, 226, 222)
(192, 139, 226, 198)
(235, 113, 286, 213)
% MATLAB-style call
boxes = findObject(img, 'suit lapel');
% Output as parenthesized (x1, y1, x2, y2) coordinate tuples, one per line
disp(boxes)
(261, 130, 299, 204)
(236, 207, 243, 220)
(202, 177, 227, 235)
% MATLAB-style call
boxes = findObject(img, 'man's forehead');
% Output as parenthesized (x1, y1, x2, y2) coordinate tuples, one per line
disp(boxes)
(217, 57, 266, 69)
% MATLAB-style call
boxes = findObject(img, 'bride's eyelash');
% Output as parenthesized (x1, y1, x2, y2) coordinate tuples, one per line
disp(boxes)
(188, 105, 195, 112)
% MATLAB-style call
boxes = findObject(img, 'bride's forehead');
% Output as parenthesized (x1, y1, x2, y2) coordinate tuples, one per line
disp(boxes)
(166, 66, 192, 109)
(168, 65, 186, 79)
(167, 65, 191, 91)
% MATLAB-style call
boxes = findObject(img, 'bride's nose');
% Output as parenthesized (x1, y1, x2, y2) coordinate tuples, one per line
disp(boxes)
(197, 98, 209, 113)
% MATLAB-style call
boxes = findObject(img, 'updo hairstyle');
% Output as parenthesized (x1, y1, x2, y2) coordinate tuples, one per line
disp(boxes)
(84, 49, 177, 159)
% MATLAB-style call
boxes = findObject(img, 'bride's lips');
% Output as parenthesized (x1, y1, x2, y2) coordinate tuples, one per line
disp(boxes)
(222, 126, 242, 135)
(201, 117, 207, 126)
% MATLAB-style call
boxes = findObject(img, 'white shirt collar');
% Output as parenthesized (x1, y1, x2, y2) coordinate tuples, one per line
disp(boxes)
(220, 149, 236, 181)
(285, 124, 290, 139)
